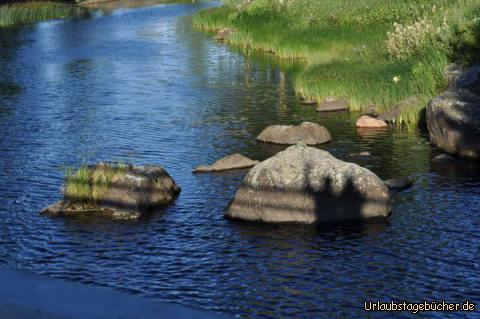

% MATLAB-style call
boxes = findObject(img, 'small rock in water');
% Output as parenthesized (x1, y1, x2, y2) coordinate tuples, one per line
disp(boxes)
(432, 153, 456, 163)
(384, 177, 413, 192)
(349, 151, 372, 157)
(301, 98, 317, 105)
(356, 115, 388, 128)
(256, 121, 331, 145)
(193, 154, 259, 173)
(316, 99, 349, 112)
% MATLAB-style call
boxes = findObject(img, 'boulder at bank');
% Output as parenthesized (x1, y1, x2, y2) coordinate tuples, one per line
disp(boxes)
(316, 98, 349, 112)
(41, 164, 180, 220)
(193, 154, 259, 173)
(256, 122, 331, 145)
(427, 65, 480, 159)
(226, 144, 390, 224)
(356, 115, 388, 128)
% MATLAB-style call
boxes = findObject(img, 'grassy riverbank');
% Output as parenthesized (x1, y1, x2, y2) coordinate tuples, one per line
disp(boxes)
(193, 0, 480, 128)
(0, 1, 88, 28)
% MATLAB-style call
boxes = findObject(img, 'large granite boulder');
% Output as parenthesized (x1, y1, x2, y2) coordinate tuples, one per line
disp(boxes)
(256, 122, 331, 145)
(41, 164, 180, 220)
(427, 65, 480, 159)
(193, 154, 259, 173)
(226, 144, 390, 224)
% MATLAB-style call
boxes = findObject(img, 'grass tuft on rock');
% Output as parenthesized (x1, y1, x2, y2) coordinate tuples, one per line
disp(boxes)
(64, 163, 128, 205)
(0, 1, 89, 28)
(193, 0, 480, 129)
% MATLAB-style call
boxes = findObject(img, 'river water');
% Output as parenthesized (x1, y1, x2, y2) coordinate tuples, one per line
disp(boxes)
(0, 1, 479, 318)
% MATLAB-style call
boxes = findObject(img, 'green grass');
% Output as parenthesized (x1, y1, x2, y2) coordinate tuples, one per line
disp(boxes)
(193, 0, 480, 128)
(64, 163, 128, 205)
(0, 1, 89, 28)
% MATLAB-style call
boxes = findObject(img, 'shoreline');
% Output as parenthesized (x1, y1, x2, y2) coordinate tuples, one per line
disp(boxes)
(0, 266, 227, 319)
(192, 1, 479, 129)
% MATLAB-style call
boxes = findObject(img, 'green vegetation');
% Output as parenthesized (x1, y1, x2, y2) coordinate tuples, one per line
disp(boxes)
(193, 0, 480, 128)
(0, 1, 88, 28)
(64, 163, 128, 205)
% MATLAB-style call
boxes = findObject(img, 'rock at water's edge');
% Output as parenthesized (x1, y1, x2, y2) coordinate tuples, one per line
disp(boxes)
(226, 144, 390, 224)
(316, 99, 349, 112)
(215, 28, 232, 41)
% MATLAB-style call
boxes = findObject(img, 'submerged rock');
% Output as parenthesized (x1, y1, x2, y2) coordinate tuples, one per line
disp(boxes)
(427, 64, 480, 159)
(356, 115, 388, 128)
(226, 144, 390, 224)
(316, 98, 349, 112)
(193, 154, 259, 173)
(384, 177, 413, 192)
(41, 164, 180, 220)
(256, 122, 331, 145)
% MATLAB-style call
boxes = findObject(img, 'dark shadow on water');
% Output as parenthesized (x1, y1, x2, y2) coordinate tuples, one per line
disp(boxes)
(0, 81, 21, 98)
(229, 217, 390, 241)
(430, 156, 480, 183)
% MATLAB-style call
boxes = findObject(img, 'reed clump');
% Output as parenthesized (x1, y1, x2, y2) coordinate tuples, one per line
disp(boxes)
(64, 163, 128, 205)
(0, 1, 88, 28)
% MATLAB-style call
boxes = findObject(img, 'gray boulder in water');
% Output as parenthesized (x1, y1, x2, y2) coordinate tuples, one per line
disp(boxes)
(256, 122, 331, 145)
(427, 64, 480, 159)
(226, 144, 390, 224)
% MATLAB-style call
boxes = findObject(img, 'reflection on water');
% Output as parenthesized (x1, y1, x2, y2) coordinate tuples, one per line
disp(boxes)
(0, 1, 479, 319)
